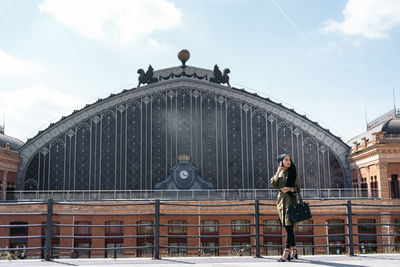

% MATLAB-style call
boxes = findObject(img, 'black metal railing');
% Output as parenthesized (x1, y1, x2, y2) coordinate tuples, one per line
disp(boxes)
(0, 199, 399, 260)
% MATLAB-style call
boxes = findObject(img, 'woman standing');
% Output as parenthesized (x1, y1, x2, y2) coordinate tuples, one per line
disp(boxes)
(270, 154, 301, 262)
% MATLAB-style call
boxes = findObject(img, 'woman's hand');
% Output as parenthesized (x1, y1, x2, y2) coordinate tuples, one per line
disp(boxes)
(273, 165, 285, 182)
(275, 165, 285, 176)
(281, 187, 291, 193)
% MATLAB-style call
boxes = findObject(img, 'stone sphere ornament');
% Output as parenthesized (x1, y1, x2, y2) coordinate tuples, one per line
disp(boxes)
(178, 49, 190, 67)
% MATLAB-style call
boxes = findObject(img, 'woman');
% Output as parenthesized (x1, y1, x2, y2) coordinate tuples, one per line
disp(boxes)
(270, 154, 301, 262)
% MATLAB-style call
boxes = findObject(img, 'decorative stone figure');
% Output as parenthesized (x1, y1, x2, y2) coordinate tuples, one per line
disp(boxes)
(137, 65, 159, 87)
(209, 64, 231, 87)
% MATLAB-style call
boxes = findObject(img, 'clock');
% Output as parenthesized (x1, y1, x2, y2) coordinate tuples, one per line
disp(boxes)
(180, 170, 189, 180)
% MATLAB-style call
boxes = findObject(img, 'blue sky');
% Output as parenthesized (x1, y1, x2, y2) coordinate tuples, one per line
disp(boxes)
(1, 0, 400, 143)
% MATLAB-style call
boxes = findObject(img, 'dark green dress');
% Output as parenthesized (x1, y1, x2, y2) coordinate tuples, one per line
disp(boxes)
(270, 170, 301, 226)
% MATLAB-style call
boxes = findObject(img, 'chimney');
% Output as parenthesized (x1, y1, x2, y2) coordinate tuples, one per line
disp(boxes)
(361, 137, 367, 147)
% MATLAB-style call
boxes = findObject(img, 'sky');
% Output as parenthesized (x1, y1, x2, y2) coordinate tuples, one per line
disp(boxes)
(0, 0, 400, 144)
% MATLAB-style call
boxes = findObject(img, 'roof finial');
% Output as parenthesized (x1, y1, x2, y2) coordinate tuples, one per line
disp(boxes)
(177, 49, 190, 68)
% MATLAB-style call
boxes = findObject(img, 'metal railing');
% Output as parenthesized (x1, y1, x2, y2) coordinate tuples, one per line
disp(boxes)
(9, 188, 380, 201)
(0, 199, 399, 260)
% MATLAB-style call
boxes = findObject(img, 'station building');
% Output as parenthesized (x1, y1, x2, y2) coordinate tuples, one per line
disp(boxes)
(0, 51, 399, 259)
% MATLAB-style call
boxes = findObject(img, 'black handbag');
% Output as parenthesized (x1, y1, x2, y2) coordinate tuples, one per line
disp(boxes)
(288, 192, 312, 223)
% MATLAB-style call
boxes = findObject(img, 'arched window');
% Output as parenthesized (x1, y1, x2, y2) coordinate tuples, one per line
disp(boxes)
(391, 175, 400, 198)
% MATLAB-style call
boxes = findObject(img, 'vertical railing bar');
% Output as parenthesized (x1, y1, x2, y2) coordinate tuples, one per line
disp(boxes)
(153, 199, 160, 259)
(346, 200, 354, 256)
(44, 198, 54, 261)
(254, 199, 260, 257)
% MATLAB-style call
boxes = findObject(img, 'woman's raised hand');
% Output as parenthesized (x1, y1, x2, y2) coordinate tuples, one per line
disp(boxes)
(276, 165, 285, 175)
(274, 165, 284, 181)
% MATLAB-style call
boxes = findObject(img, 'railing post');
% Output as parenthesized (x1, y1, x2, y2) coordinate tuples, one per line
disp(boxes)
(346, 200, 354, 256)
(254, 199, 260, 258)
(44, 198, 54, 261)
(153, 199, 160, 259)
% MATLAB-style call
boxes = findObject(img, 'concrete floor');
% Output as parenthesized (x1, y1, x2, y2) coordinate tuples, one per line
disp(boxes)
(0, 254, 399, 267)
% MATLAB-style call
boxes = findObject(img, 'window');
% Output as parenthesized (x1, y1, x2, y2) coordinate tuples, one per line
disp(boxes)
(105, 221, 122, 236)
(358, 219, 376, 233)
(137, 240, 153, 257)
(168, 242, 187, 256)
(264, 241, 281, 256)
(395, 218, 400, 234)
(296, 219, 313, 233)
(201, 220, 218, 234)
(137, 220, 153, 235)
(358, 219, 377, 253)
(263, 219, 280, 233)
(9, 222, 29, 258)
(391, 175, 400, 198)
(41, 222, 60, 236)
(137, 221, 154, 258)
(327, 219, 345, 255)
(201, 241, 218, 256)
(327, 219, 345, 233)
(296, 241, 314, 255)
(232, 220, 250, 234)
(75, 221, 91, 236)
(74, 242, 91, 258)
(352, 179, 359, 190)
(10, 222, 28, 236)
(361, 178, 368, 197)
(370, 176, 378, 197)
(105, 242, 123, 258)
(168, 220, 186, 234)
(232, 241, 251, 256)
(394, 219, 400, 250)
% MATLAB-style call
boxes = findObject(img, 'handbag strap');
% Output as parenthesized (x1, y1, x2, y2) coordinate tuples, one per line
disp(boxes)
(296, 191, 303, 203)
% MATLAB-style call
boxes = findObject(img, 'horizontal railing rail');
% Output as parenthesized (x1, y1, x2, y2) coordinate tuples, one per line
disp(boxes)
(8, 188, 381, 201)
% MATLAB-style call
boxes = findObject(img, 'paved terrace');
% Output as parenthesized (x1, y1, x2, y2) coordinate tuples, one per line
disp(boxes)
(0, 255, 400, 267)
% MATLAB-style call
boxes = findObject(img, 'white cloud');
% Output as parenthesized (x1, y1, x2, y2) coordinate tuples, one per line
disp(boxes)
(324, 0, 400, 39)
(148, 38, 169, 50)
(0, 49, 44, 75)
(0, 86, 86, 141)
(38, 0, 182, 44)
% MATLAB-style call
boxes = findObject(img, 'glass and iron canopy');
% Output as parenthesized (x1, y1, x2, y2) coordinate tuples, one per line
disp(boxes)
(17, 58, 350, 192)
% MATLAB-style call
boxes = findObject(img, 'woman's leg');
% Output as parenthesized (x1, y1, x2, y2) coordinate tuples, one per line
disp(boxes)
(286, 226, 297, 258)
(277, 226, 293, 261)
(284, 226, 294, 249)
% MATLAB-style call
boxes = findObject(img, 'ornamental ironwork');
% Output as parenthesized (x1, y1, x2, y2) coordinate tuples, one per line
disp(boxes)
(21, 84, 347, 191)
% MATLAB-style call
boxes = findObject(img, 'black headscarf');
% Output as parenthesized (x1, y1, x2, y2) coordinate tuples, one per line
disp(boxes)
(277, 154, 297, 187)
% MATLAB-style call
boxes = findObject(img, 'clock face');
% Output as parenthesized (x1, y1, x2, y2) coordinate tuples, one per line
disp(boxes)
(179, 170, 189, 179)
